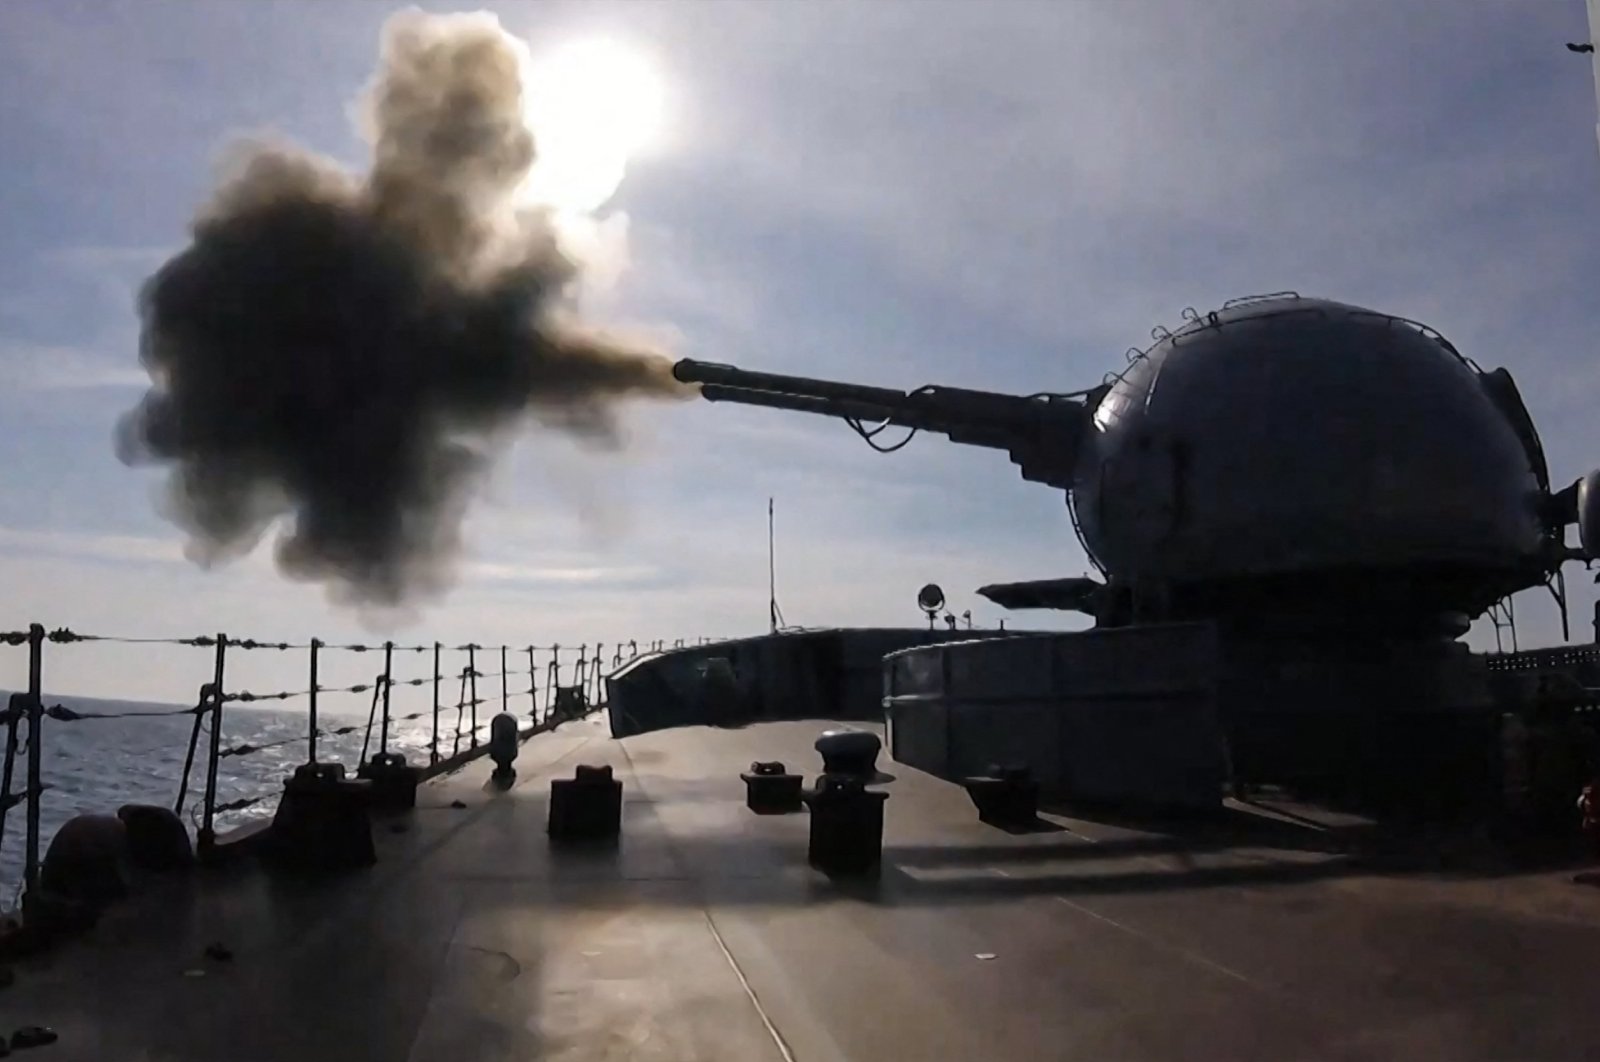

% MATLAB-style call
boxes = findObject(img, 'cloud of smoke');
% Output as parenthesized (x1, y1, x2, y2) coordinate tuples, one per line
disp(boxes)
(116, 9, 682, 609)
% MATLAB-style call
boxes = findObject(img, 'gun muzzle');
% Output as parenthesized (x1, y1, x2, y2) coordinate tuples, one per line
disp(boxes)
(672, 359, 727, 385)
(671, 359, 909, 407)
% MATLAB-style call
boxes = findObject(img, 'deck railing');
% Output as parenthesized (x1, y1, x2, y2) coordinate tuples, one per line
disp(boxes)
(0, 626, 725, 900)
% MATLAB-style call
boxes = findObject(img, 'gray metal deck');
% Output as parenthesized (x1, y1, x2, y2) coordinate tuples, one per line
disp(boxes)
(4, 716, 1599, 1061)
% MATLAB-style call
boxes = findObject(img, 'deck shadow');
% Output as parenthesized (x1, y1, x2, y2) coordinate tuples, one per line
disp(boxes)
(976, 815, 1068, 836)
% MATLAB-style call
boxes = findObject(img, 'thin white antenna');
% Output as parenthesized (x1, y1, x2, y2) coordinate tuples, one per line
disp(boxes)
(768, 497, 783, 633)
(1590, 1, 1600, 158)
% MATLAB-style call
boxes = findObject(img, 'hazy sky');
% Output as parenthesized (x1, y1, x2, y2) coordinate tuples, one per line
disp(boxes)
(2, 0, 1599, 704)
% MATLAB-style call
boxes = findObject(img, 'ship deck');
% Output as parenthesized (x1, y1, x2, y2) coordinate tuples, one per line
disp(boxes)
(6, 715, 1600, 1061)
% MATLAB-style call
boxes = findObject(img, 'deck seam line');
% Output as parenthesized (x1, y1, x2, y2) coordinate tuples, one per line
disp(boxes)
(704, 909, 799, 1062)
(1050, 892, 1260, 988)
(613, 733, 797, 1062)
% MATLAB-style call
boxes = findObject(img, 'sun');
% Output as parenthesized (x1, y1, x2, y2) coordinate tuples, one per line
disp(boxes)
(518, 39, 664, 215)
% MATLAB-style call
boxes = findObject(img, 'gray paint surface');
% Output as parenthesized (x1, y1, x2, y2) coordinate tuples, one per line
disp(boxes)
(608, 628, 1025, 737)
(5, 717, 1600, 1060)
(886, 625, 1225, 807)
(1074, 297, 1547, 589)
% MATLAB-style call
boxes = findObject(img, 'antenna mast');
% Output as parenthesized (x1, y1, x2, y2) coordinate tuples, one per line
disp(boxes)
(1590, 1, 1600, 158)
(768, 497, 783, 633)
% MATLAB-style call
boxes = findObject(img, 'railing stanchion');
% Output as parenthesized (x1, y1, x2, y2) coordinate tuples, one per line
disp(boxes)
(534, 646, 547, 722)
(577, 644, 587, 712)
(431, 642, 441, 766)
(175, 685, 207, 818)
(22, 624, 44, 899)
(308, 638, 321, 764)
(467, 644, 479, 748)
(453, 663, 467, 757)
(0, 693, 21, 862)
(379, 640, 394, 755)
(547, 645, 561, 723)
(500, 645, 509, 714)
(200, 633, 228, 850)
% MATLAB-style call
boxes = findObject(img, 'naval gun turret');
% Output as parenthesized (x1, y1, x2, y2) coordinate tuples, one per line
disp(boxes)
(677, 293, 1600, 812)
(675, 294, 1600, 636)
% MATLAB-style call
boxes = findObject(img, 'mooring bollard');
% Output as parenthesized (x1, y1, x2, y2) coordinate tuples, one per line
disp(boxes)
(489, 712, 519, 781)
(356, 751, 420, 812)
(548, 764, 622, 843)
(117, 804, 195, 872)
(814, 729, 892, 783)
(740, 761, 803, 814)
(267, 762, 376, 874)
(803, 775, 889, 878)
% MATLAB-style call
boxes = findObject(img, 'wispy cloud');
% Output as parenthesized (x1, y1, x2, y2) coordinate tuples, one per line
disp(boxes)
(0, 525, 181, 565)
(464, 559, 660, 587)
(0, 241, 171, 393)
(1, 341, 147, 391)
(42, 244, 173, 272)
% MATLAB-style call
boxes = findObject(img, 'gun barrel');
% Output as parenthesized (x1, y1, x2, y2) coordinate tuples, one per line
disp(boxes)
(672, 357, 1092, 489)
(698, 385, 906, 425)
(673, 359, 909, 408)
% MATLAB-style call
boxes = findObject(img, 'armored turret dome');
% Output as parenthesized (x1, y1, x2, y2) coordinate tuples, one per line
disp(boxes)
(1071, 294, 1548, 612)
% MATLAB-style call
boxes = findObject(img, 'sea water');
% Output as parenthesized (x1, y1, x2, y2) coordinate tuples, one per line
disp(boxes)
(0, 694, 506, 898)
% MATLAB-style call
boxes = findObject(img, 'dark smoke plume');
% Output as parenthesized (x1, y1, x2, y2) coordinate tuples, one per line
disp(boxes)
(117, 9, 681, 607)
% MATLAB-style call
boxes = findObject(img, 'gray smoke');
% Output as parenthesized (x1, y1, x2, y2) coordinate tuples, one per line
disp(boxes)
(116, 9, 681, 608)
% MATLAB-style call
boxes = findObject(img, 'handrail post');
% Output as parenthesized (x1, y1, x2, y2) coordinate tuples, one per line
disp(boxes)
(527, 647, 537, 720)
(175, 685, 208, 817)
(308, 638, 321, 764)
(0, 694, 21, 861)
(22, 624, 44, 899)
(431, 642, 441, 766)
(500, 645, 509, 714)
(548, 644, 561, 722)
(453, 663, 467, 757)
(595, 643, 606, 707)
(200, 633, 227, 850)
(379, 641, 394, 755)
(467, 644, 478, 748)
(577, 644, 588, 710)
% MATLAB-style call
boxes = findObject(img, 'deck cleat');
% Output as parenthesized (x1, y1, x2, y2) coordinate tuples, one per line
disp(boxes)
(740, 761, 803, 814)
(548, 765, 623, 843)
(9, 1027, 56, 1051)
(962, 764, 1041, 826)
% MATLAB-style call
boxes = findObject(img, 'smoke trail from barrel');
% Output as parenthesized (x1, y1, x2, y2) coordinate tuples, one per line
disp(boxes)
(116, 9, 681, 608)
